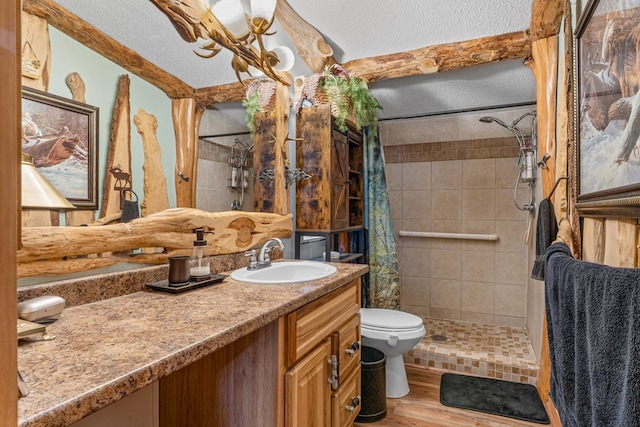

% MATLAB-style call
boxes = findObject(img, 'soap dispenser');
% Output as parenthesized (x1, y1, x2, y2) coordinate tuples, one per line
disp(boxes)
(190, 228, 211, 281)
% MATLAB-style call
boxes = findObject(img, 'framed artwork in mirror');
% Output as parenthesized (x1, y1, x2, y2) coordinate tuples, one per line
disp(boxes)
(21, 86, 99, 209)
(574, 0, 640, 217)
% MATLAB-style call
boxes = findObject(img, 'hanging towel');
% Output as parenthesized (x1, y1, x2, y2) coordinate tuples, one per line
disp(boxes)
(544, 242, 640, 427)
(531, 198, 557, 280)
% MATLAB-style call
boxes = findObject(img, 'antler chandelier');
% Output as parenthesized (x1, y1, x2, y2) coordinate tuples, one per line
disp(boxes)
(197, 0, 294, 85)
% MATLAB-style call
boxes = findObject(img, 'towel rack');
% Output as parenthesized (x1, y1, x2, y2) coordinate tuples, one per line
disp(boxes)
(547, 176, 569, 198)
(398, 230, 499, 241)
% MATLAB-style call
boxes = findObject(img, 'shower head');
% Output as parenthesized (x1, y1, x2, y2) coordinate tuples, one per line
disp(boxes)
(512, 111, 537, 127)
(479, 116, 511, 130)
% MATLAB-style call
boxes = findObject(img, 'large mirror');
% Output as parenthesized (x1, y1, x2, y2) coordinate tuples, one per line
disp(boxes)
(18, 16, 264, 286)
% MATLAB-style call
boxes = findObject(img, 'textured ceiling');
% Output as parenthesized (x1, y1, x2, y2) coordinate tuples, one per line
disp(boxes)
(54, 0, 536, 120)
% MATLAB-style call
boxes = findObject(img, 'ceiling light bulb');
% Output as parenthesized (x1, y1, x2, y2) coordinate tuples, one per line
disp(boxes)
(250, 0, 276, 22)
(212, 0, 249, 37)
(247, 65, 265, 77)
(270, 46, 294, 71)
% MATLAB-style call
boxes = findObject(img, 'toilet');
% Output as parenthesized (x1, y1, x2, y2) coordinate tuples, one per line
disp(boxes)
(360, 308, 426, 398)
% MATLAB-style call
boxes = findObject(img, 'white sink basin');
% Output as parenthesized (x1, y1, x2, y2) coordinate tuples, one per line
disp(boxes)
(230, 261, 337, 284)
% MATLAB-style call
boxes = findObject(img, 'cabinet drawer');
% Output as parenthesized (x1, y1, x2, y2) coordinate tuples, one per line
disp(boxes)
(287, 280, 360, 366)
(332, 365, 361, 427)
(336, 314, 361, 382)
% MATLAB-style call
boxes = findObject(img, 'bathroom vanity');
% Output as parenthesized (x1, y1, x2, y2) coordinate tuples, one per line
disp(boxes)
(17, 261, 367, 427)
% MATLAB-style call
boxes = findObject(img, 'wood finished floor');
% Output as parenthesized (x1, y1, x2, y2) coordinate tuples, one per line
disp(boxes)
(354, 366, 562, 427)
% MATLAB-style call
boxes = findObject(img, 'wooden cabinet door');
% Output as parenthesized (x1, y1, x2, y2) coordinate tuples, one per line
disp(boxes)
(330, 129, 349, 230)
(332, 367, 361, 427)
(296, 106, 332, 230)
(286, 338, 332, 427)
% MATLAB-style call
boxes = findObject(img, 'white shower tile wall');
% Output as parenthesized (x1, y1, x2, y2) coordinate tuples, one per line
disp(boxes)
(382, 107, 534, 328)
(405, 317, 538, 385)
(196, 108, 253, 212)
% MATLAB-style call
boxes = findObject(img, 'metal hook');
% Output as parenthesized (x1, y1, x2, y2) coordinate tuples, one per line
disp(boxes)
(537, 153, 550, 169)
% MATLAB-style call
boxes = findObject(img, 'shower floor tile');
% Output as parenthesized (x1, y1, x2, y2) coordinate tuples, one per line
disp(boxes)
(405, 317, 539, 385)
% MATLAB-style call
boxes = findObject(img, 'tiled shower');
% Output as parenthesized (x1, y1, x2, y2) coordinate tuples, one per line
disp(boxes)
(380, 105, 541, 383)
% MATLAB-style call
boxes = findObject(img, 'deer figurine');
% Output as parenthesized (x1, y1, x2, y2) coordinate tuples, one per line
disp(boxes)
(108, 165, 131, 190)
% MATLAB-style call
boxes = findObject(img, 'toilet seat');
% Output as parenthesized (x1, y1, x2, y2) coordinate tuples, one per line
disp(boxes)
(360, 308, 424, 332)
(359, 308, 426, 398)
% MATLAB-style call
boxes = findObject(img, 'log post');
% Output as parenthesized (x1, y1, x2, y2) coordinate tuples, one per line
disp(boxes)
(530, 35, 559, 198)
(273, 78, 292, 215)
(172, 98, 203, 207)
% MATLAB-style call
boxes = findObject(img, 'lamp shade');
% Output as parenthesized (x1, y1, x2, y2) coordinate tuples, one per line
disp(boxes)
(270, 46, 295, 71)
(212, 0, 249, 37)
(21, 153, 75, 209)
(250, 0, 276, 22)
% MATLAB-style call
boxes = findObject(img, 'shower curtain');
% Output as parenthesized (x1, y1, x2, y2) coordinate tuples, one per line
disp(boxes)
(364, 126, 400, 309)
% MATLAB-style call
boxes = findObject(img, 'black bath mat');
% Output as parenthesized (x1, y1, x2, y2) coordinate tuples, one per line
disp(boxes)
(439, 373, 550, 424)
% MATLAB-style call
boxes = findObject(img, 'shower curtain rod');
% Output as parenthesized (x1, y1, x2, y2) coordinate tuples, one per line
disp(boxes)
(379, 101, 536, 122)
(199, 130, 251, 139)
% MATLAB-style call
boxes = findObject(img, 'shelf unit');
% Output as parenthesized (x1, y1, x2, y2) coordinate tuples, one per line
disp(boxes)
(294, 105, 366, 264)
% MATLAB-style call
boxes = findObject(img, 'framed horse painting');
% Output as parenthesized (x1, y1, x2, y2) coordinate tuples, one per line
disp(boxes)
(574, 0, 640, 216)
(21, 86, 99, 209)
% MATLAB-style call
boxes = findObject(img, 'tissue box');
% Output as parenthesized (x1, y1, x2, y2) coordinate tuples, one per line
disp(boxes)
(299, 236, 326, 260)
(18, 295, 66, 322)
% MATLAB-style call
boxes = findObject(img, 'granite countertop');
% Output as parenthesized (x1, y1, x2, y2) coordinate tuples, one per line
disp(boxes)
(17, 262, 368, 427)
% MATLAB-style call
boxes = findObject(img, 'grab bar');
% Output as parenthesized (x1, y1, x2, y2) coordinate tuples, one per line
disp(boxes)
(398, 230, 499, 241)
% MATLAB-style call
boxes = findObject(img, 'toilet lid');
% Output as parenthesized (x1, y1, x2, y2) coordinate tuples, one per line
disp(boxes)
(360, 308, 424, 331)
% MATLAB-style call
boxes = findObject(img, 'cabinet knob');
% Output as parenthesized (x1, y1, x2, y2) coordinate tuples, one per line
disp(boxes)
(345, 395, 361, 413)
(345, 341, 360, 357)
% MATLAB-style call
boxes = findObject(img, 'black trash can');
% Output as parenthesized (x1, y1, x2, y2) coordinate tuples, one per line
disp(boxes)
(355, 346, 387, 423)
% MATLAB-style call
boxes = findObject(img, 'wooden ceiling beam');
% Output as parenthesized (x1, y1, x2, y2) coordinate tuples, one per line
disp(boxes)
(195, 31, 533, 104)
(342, 30, 532, 84)
(195, 81, 248, 107)
(22, 0, 195, 99)
(275, 0, 337, 73)
(25, 0, 538, 106)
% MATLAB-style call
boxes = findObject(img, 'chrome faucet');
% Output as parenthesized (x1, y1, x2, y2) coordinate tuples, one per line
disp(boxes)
(257, 238, 285, 268)
(244, 238, 286, 271)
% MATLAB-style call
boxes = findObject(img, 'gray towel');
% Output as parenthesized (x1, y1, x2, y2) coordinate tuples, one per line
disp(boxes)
(545, 242, 640, 427)
(531, 198, 557, 280)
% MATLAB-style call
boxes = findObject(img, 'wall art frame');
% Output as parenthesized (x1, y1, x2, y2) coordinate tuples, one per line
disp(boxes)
(574, 0, 640, 217)
(21, 86, 99, 209)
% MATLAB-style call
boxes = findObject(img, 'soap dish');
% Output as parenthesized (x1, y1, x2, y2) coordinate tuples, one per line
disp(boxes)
(146, 274, 227, 294)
